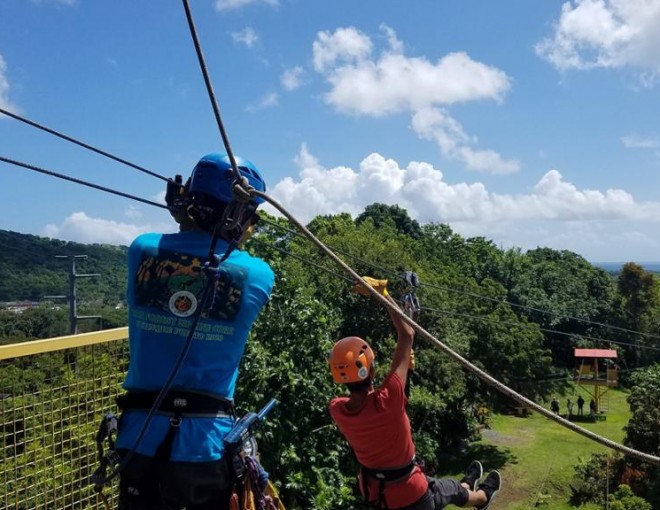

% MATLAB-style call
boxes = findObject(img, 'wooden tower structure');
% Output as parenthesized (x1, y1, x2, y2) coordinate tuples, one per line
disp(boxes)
(574, 348, 618, 418)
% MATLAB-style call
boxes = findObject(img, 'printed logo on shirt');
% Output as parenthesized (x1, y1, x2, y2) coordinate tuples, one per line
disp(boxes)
(168, 290, 198, 317)
(134, 249, 247, 322)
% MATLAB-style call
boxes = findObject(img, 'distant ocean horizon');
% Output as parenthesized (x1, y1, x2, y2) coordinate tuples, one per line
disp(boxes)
(593, 261, 660, 273)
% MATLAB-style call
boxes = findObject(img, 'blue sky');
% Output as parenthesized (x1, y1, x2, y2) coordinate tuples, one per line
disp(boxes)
(1, 0, 659, 262)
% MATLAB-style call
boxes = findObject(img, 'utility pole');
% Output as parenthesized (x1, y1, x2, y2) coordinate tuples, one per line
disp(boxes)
(49, 255, 101, 334)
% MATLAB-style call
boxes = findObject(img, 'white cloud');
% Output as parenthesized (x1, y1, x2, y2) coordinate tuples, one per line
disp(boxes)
(621, 134, 659, 149)
(30, 0, 76, 5)
(313, 26, 511, 116)
(267, 146, 660, 224)
(43, 212, 176, 245)
(281, 66, 304, 91)
(322, 51, 511, 117)
(151, 190, 167, 204)
(537, 0, 660, 80)
(308, 27, 515, 173)
(246, 92, 279, 112)
(261, 92, 279, 108)
(124, 205, 143, 220)
(312, 27, 373, 73)
(411, 107, 519, 174)
(379, 23, 404, 54)
(0, 55, 19, 114)
(215, 0, 277, 11)
(263, 147, 660, 260)
(231, 27, 259, 48)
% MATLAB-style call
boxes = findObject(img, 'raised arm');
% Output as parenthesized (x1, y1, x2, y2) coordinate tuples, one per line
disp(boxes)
(351, 277, 415, 383)
(384, 294, 415, 383)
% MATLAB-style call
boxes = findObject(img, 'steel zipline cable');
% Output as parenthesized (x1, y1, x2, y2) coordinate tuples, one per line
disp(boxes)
(250, 236, 354, 283)
(419, 305, 660, 353)
(251, 232, 660, 353)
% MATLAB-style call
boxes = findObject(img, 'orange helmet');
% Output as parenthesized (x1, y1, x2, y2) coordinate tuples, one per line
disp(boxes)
(329, 336, 375, 384)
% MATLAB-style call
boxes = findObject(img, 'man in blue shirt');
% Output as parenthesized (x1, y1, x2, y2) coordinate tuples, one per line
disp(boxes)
(115, 154, 275, 509)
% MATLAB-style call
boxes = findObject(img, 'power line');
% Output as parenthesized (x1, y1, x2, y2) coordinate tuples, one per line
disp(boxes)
(259, 217, 660, 342)
(256, 223, 660, 353)
(419, 305, 660, 352)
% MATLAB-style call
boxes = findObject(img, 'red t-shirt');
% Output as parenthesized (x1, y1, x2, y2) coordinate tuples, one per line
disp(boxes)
(329, 372, 428, 509)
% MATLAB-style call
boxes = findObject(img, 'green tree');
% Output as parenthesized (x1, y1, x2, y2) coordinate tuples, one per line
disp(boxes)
(614, 264, 660, 366)
(504, 248, 617, 367)
(356, 203, 422, 239)
(621, 365, 660, 507)
(609, 484, 652, 510)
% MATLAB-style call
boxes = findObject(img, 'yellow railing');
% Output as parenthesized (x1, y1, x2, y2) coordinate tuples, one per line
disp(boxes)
(1, 328, 129, 510)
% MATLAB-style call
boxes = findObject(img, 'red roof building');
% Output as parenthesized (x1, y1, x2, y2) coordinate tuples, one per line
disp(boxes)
(574, 348, 617, 359)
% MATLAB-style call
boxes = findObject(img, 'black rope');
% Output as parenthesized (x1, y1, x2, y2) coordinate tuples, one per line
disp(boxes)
(0, 156, 169, 210)
(181, 0, 242, 185)
(0, 106, 171, 183)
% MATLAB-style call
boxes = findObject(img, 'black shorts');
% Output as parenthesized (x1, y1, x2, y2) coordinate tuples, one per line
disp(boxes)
(118, 451, 235, 510)
(397, 476, 469, 510)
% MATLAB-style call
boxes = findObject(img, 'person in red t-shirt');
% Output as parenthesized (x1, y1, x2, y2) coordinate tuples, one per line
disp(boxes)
(328, 277, 501, 510)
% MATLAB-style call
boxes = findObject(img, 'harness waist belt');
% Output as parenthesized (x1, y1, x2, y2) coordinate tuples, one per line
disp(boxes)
(117, 390, 234, 417)
(361, 458, 416, 482)
(360, 458, 418, 509)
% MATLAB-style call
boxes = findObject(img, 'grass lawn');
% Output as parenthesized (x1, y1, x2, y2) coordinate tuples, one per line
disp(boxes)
(437, 387, 630, 509)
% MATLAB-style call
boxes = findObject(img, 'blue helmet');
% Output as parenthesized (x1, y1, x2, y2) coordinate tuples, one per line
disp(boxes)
(188, 153, 266, 205)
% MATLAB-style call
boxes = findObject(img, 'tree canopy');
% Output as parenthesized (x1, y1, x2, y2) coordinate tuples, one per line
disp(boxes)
(2, 206, 659, 509)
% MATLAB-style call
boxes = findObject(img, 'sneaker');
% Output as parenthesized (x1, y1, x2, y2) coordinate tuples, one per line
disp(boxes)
(476, 470, 502, 510)
(459, 460, 483, 491)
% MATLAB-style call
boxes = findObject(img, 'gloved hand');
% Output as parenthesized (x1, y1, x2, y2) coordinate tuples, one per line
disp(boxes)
(352, 276, 389, 297)
(165, 174, 185, 207)
(165, 175, 195, 229)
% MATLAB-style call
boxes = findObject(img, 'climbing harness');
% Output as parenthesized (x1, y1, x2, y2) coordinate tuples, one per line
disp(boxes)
(224, 399, 285, 510)
(90, 414, 120, 510)
(118, 390, 235, 462)
(91, 415, 120, 486)
(359, 458, 418, 509)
